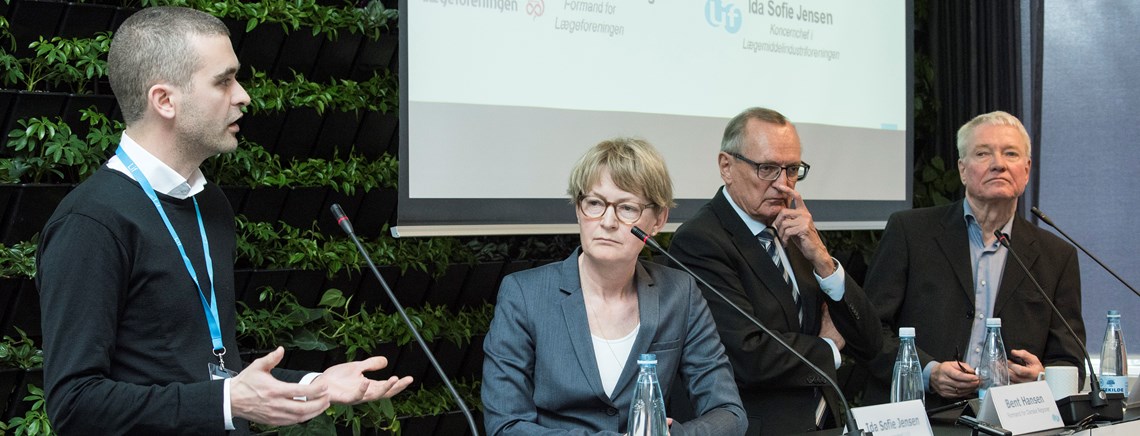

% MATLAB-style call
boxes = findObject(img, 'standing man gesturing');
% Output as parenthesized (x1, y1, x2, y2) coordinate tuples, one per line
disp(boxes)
(36, 7, 412, 434)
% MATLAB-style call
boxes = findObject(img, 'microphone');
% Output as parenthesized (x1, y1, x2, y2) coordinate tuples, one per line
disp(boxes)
(956, 415, 1012, 436)
(1031, 207, 1140, 299)
(632, 227, 869, 436)
(993, 230, 1121, 422)
(330, 204, 480, 436)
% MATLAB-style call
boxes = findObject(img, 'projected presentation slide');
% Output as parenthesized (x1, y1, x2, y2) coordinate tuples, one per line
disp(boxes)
(401, 0, 910, 232)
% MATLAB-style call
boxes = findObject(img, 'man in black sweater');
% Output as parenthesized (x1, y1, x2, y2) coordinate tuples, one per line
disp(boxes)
(36, 7, 412, 434)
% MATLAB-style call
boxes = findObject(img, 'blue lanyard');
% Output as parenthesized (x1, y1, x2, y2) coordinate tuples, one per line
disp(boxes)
(115, 147, 225, 360)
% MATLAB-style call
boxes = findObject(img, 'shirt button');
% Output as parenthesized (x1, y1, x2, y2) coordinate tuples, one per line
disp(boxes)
(981, 280, 987, 286)
(975, 347, 981, 353)
(978, 313, 983, 319)
(606, 407, 618, 416)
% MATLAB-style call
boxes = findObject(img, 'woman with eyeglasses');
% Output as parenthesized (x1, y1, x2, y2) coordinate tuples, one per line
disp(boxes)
(481, 137, 747, 435)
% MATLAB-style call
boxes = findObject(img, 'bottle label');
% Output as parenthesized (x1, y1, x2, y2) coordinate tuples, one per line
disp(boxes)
(1100, 375, 1128, 395)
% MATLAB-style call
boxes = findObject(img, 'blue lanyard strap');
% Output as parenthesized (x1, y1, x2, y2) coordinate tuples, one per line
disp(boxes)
(115, 147, 224, 355)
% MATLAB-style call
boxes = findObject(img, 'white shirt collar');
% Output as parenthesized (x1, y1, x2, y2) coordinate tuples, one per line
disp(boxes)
(106, 133, 207, 199)
(722, 187, 771, 237)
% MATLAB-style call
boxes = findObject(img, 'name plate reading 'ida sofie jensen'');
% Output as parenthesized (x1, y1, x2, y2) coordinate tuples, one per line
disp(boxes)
(851, 400, 933, 436)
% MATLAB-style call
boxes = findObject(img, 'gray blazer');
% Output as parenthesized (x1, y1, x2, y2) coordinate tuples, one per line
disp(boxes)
(482, 249, 747, 436)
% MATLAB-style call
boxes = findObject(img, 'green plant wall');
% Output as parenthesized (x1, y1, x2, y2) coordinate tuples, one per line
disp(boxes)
(0, 1, 520, 434)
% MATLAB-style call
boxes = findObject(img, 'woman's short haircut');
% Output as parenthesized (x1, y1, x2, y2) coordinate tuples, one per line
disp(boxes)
(567, 137, 676, 210)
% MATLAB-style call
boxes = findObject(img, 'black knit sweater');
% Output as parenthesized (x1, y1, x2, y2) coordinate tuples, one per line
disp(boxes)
(36, 166, 288, 435)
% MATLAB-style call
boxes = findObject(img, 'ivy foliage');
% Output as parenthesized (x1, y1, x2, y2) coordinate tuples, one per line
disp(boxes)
(140, 0, 397, 40)
(234, 217, 475, 276)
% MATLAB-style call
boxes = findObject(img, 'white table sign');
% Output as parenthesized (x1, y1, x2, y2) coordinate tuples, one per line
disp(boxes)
(976, 381, 1063, 434)
(851, 399, 933, 436)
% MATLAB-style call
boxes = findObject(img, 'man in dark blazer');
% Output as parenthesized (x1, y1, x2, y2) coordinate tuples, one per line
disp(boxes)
(669, 107, 882, 435)
(862, 111, 1085, 408)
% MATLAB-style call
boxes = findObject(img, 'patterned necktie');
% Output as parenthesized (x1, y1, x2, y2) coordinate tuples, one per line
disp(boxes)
(758, 228, 822, 426)
(757, 227, 802, 324)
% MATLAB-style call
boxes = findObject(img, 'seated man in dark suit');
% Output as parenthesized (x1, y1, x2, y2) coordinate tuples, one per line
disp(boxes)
(669, 107, 882, 435)
(861, 111, 1086, 408)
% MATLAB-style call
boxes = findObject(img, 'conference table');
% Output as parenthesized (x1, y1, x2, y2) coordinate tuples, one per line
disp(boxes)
(799, 415, 1140, 435)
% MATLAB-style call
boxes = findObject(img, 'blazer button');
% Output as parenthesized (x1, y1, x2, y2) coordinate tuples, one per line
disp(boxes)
(606, 407, 618, 416)
(966, 311, 973, 319)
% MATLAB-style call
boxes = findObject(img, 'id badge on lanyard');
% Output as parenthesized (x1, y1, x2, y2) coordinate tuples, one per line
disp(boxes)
(116, 147, 229, 377)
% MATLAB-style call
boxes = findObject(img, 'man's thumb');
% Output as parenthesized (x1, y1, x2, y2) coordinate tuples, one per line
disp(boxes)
(249, 346, 285, 371)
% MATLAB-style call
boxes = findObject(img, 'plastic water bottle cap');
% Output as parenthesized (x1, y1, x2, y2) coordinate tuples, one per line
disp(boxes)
(638, 353, 657, 365)
(899, 327, 915, 337)
(986, 317, 1001, 327)
(1108, 310, 1121, 318)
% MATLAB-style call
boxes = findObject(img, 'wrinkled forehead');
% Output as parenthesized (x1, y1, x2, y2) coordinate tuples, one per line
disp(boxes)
(967, 124, 1029, 153)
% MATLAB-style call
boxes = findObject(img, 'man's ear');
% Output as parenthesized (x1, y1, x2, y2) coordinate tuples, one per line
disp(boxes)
(148, 83, 177, 120)
(718, 152, 734, 184)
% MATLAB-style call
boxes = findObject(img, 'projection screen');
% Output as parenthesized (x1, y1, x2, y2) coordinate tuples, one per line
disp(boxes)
(396, 0, 913, 237)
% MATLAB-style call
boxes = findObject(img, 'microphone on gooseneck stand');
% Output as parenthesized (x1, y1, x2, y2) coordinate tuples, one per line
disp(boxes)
(330, 204, 480, 436)
(1031, 206, 1140, 299)
(993, 230, 1123, 423)
(631, 227, 870, 436)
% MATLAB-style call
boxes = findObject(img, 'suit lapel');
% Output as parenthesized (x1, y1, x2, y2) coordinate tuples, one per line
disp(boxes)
(710, 189, 801, 330)
(611, 261, 659, 398)
(557, 251, 612, 405)
(935, 200, 975, 304)
(995, 216, 1038, 315)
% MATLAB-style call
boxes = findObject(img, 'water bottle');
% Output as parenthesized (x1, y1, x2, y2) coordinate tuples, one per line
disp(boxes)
(627, 353, 668, 436)
(1099, 310, 1129, 396)
(977, 318, 1009, 401)
(891, 327, 925, 404)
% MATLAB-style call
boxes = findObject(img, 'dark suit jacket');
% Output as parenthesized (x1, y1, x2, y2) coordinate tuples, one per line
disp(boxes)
(668, 188, 881, 435)
(861, 200, 1086, 408)
(481, 249, 747, 436)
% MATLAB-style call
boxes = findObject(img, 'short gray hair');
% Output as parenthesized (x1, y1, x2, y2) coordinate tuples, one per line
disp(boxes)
(108, 7, 230, 124)
(956, 111, 1032, 159)
(721, 107, 790, 154)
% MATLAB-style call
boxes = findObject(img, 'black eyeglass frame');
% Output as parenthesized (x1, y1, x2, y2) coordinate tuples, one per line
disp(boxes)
(729, 152, 811, 181)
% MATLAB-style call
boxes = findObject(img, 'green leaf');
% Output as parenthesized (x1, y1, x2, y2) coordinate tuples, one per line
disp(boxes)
(319, 289, 347, 307)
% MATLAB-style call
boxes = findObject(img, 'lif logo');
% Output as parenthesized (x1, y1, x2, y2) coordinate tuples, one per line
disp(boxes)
(705, 0, 742, 33)
(527, 0, 544, 17)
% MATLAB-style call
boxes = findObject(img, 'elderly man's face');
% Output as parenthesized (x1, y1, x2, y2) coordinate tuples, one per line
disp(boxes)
(719, 118, 802, 225)
(958, 124, 1032, 204)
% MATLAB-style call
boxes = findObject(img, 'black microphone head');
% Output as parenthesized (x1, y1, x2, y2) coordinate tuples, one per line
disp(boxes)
(630, 226, 665, 252)
(631, 226, 649, 241)
(994, 230, 1011, 247)
(1031, 206, 1056, 227)
(330, 203, 346, 219)
(329, 203, 354, 235)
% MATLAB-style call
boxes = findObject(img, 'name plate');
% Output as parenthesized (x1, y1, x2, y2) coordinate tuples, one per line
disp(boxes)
(851, 400, 933, 436)
(977, 381, 1063, 434)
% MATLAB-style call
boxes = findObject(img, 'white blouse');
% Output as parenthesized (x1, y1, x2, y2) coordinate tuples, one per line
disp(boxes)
(592, 324, 641, 397)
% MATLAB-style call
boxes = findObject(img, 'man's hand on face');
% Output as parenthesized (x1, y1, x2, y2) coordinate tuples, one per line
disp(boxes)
(771, 185, 834, 276)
